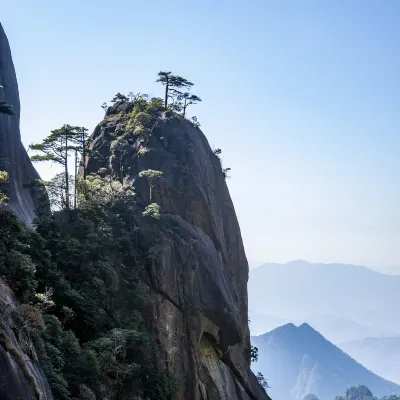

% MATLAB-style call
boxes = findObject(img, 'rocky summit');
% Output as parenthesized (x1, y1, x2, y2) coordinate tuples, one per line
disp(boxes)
(82, 101, 271, 400)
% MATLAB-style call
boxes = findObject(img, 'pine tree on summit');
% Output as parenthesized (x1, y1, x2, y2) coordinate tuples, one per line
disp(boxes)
(156, 71, 193, 108)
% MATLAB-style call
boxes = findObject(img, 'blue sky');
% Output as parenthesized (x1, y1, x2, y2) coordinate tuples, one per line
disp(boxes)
(2, 0, 400, 271)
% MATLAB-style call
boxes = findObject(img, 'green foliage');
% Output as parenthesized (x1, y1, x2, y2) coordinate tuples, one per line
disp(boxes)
(256, 372, 270, 392)
(156, 71, 193, 108)
(111, 92, 129, 102)
(174, 91, 202, 117)
(143, 203, 161, 219)
(30, 183, 177, 399)
(0, 206, 39, 298)
(29, 124, 88, 209)
(0, 170, 9, 202)
(139, 170, 163, 201)
(250, 345, 259, 363)
(191, 115, 200, 128)
(139, 169, 163, 181)
(110, 137, 128, 151)
(222, 167, 231, 179)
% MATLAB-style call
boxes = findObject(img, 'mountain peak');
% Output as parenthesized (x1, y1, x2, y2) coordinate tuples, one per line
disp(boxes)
(298, 322, 316, 331)
(251, 323, 400, 400)
(286, 259, 310, 265)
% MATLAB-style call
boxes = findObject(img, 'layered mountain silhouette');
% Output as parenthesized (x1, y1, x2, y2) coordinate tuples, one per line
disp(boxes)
(248, 260, 400, 342)
(251, 323, 400, 400)
(339, 336, 400, 385)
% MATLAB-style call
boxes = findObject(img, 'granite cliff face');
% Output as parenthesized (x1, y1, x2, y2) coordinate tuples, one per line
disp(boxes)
(85, 102, 271, 400)
(0, 23, 41, 224)
(0, 24, 53, 400)
(0, 280, 53, 400)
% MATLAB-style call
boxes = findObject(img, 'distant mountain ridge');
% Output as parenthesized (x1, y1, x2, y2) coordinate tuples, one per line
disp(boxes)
(251, 323, 400, 400)
(248, 260, 400, 341)
(339, 336, 400, 385)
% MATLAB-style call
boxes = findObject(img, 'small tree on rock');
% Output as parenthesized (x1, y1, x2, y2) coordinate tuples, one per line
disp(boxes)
(176, 92, 202, 117)
(111, 92, 129, 103)
(139, 169, 163, 201)
(256, 372, 270, 392)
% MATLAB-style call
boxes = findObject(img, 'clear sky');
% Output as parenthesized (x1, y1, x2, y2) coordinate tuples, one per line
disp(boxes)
(2, 0, 400, 272)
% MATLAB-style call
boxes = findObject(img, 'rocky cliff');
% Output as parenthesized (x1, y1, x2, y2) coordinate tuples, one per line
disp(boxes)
(84, 101, 271, 400)
(0, 23, 41, 224)
(0, 24, 53, 400)
(0, 279, 53, 400)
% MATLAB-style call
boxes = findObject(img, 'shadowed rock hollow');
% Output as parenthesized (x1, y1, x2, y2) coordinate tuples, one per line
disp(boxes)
(84, 101, 271, 400)
(0, 23, 41, 224)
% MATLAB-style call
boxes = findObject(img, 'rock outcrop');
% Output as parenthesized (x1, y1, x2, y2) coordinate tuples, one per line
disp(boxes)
(0, 23, 41, 224)
(0, 281, 53, 400)
(85, 102, 271, 400)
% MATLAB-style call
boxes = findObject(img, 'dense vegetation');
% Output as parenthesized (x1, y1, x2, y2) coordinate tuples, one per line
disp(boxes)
(0, 176, 179, 399)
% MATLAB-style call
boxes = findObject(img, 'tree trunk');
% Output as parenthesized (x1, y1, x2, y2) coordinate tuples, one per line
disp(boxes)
(183, 99, 187, 118)
(82, 131, 86, 179)
(165, 81, 169, 109)
(64, 131, 70, 209)
(74, 149, 77, 209)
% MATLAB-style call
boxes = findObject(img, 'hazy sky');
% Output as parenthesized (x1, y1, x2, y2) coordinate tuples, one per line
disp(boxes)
(2, 0, 400, 271)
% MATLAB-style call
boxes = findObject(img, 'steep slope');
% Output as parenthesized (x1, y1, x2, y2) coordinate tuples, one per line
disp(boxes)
(0, 23, 42, 224)
(0, 24, 53, 400)
(248, 260, 400, 340)
(0, 280, 53, 400)
(83, 101, 270, 400)
(339, 337, 400, 385)
(251, 323, 400, 400)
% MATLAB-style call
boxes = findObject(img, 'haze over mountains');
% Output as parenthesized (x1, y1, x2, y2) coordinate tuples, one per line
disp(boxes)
(339, 337, 400, 385)
(248, 260, 400, 343)
(251, 323, 400, 400)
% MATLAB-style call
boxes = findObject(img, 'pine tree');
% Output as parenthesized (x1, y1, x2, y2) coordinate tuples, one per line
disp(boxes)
(111, 92, 129, 102)
(175, 92, 202, 117)
(156, 72, 193, 108)
(30, 125, 83, 209)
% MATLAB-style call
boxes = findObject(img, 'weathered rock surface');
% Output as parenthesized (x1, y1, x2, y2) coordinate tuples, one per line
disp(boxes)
(0, 23, 41, 224)
(85, 103, 271, 400)
(0, 281, 53, 400)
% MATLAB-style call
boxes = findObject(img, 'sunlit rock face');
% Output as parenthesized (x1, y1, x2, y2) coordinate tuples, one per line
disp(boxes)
(85, 104, 271, 400)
